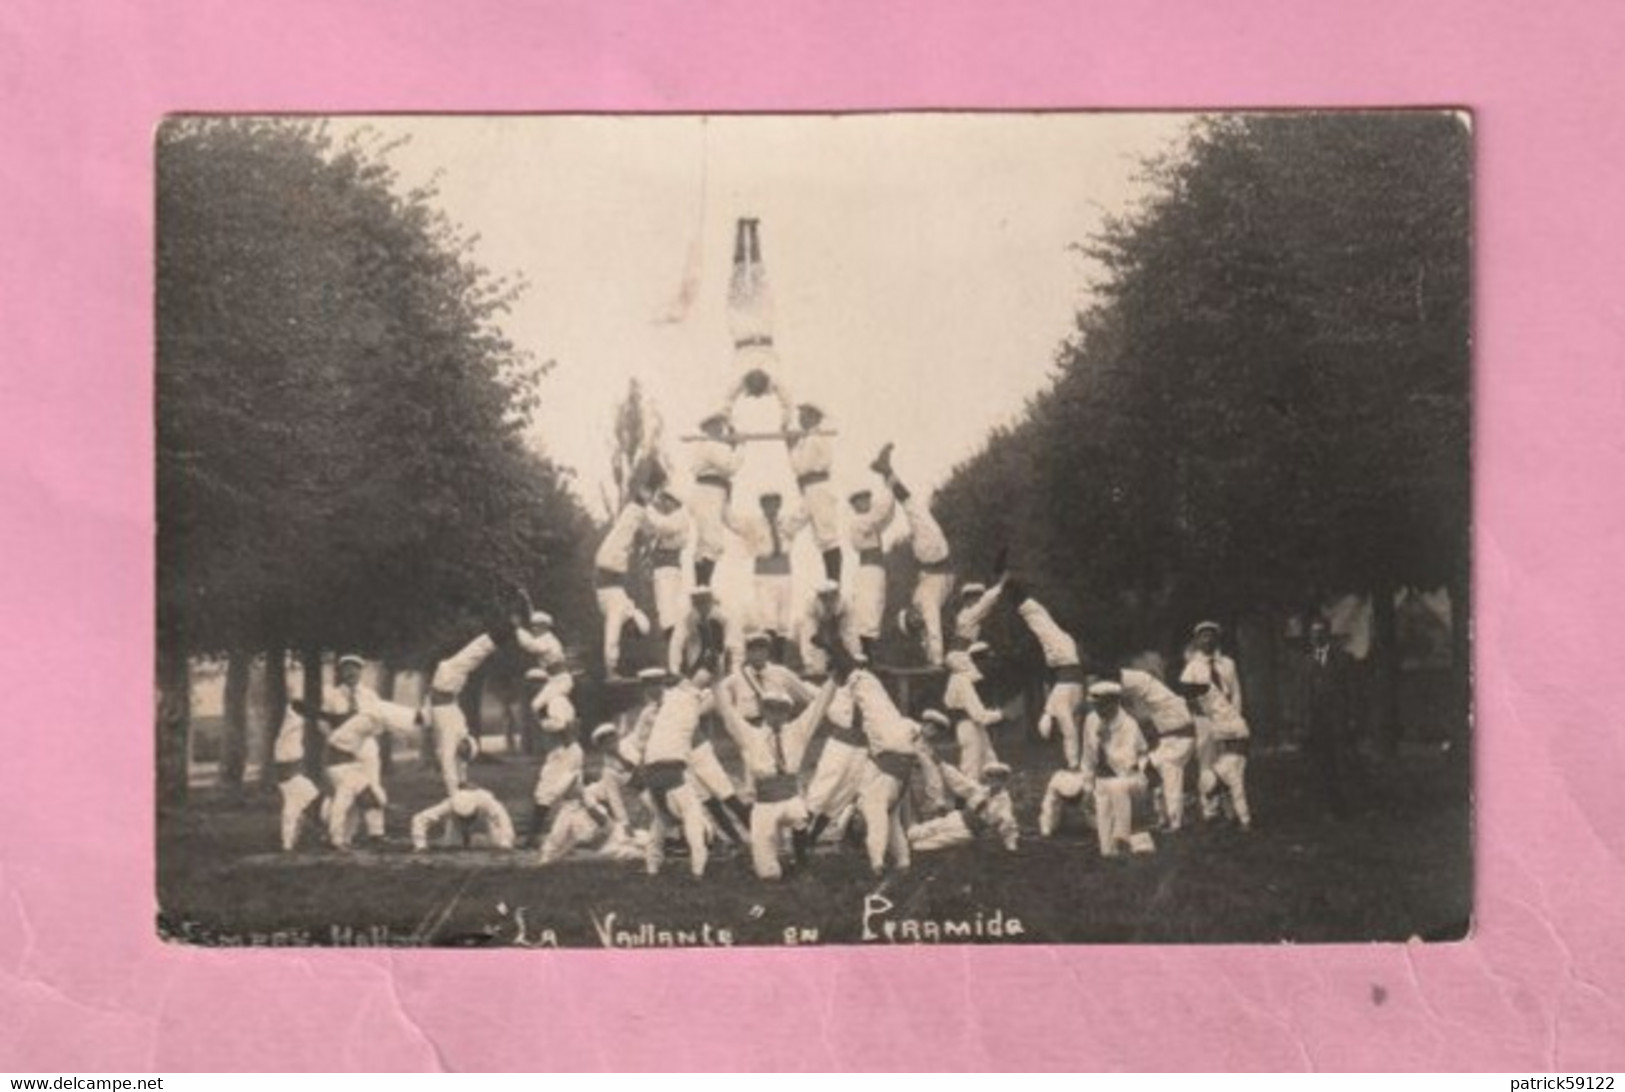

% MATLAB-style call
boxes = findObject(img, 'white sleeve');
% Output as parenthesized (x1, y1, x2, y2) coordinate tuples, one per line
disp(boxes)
(955, 579, 1004, 637)
(938, 761, 982, 804)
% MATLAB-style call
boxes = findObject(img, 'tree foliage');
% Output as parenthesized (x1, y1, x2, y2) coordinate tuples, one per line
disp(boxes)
(936, 112, 1471, 664)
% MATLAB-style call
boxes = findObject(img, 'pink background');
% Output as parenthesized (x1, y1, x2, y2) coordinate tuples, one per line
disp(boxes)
(2, 0, 1622, 1071)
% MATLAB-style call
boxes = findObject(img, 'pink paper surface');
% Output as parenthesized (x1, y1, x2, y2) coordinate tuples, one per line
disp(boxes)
(2, 0, 1623, 1072)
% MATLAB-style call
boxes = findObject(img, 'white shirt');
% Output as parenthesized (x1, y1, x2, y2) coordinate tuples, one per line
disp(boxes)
(902, 497, 950, 566)
(848, 670, 918, 755)
(938, 762, 1020, 851)
(1017, 599, 1080, 668)
(668, 606, 741, 675)
(642, 682, 716, 764)
(595, 502, 647, 574)
(1119, 668, 1195, 734)
(690, 439, 743, 480)
(847, 490, 897, 553)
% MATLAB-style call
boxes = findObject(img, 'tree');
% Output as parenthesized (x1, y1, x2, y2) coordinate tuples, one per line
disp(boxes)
(157, 118, 596, 800)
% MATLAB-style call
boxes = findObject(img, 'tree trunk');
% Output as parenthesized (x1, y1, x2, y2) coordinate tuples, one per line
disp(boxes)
(257, 645, 289, 788)
(156, 643, 191, 807)
(1371, 584, 1401, 759)
(220, 649, 251, 788)
(301, 647, 325, 779)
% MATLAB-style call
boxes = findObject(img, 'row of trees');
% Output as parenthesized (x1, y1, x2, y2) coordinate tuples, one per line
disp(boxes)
(157, 118, 598, 802)
(932, 112, 1471, 739)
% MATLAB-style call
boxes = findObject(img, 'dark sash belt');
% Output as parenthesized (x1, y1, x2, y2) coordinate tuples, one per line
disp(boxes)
(858, 547, 885, 567)
(594, 567, 627, 589)
(735, 335, 774, 349)
(796, 471, 831, 488)
(275, 760, 306, 783)
(1053, 664, 1087, 684)
(1157, 725, 1196, 741)
(754, 555, 792, 576)
(537, 730, 572, 754)
(1217, 737, 1251, 757)
(919, 558, 953, 575)
(755, 774, 799, 804)
(695, 474, 732, 491)
(430, 688, 459, 706)
(650, 547, 683, 569)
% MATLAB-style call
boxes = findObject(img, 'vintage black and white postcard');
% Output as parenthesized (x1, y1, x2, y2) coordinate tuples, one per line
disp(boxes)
(156, 111, 1471, 948)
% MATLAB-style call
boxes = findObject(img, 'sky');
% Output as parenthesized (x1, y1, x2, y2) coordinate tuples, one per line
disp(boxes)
(331, 113, 1192, 516)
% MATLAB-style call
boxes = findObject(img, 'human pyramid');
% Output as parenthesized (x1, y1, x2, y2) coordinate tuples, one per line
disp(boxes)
(271, 219, 1256, 880)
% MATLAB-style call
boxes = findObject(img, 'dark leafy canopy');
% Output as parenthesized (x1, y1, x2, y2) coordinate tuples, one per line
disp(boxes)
(157, 117, 594, 667)
(936, 112, 1470, 662)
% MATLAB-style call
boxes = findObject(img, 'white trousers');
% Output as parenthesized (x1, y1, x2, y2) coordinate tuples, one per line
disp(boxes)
(805, 736, 869, 818)
(431, 701, 469, 797)
(800, 481, 841, 551)
(752, 573, 794, 636)
(539, 802, 645, 864)
(1039, 769, 1092, 837)
(749, 796, 809, 880)
(278, 774, 320, 851)
(597, 585, 650, 675)
(1094, 774, 1156, 856)
(1149, 734, 1196, 829)
(852, 564, 887, 640)
(913, 571, 953, 667)
(687, 740, 737, 802)
(907, 810, 974, 853)
(857, 765, 911, 874)
(652, 565, 686, 632)
(645, 781, 710, 877)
